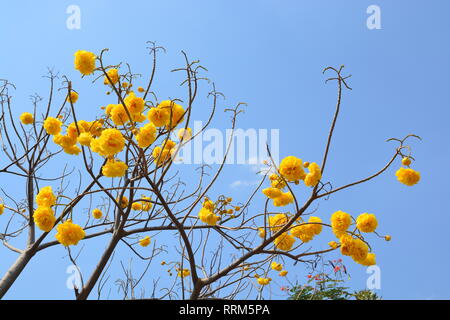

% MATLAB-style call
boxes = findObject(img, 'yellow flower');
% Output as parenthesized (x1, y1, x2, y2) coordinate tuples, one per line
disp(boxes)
(262, 187, 282, 199)
(272, 191, 294, 207)
(330, 210, 351, 238)
(279, 156, 306, 182)
(77, 132, 92, 147)
(92, 208, 103, 219)
(104, 104, 115, 116)
(162, 139, 177, 150)
(44, 117, 62, 135)
(74, 50, 96, 75)
(178, 269, 190, 278)
(274, 233, 295, 251)
(36, 186, 56, 207)
(0, 204, 4, 215)
(304, 162, 321, 187)
(177, 128, 192, 141)
(271, 262, 283, 271)
(147, 106, 170, 127)
(55, 219, 85, 246)
(339, 234, 369, 263)
(103, 68, 119, 85)
(359, 253, 376, 266)
(109, 104, 132, 125)
(291, 216, 322, 243)
(402, 157, 411, 166)
(198, 207, 220, 226)
(291, 224, 314, 243)
(268, 213, 288, 231)
(117, 196, 128, 208)
(132, 202, 143, 211)
(66, 121, 87, 138)
(257, 277, 271, 285)
(66, 91, 79, 103)
(90, 128, 125, 157)
(328, 241, 339, 249)
(139, 236, 151, 247)
(308, 216, 323, 235)
(20, 112, 34, 125)
(356, 213, 378, 233)
(351, 238, 369, 263)
(339, 234, 355, 256)
(33, 206, 56, 232)
(395, 167, 420, 186)
(63, 144, 81, 155)
(385, 235, 391, 241)
(53, 134, 77, 148)
(137, 86, 145, 93)
(152, 146, 161, 158)
(135, 123, 157, 148)
(124, 91, 145, 114)
(258, 227, 266, 238)
(279, 270, 288, 277)
(269, 174, 286, 189)
(141, 196, 153, 211)
(202, 199, 215, 210)
(159, 100, 185, 128)
(89, 120, 103, 137)
(102, 159, 128, 177)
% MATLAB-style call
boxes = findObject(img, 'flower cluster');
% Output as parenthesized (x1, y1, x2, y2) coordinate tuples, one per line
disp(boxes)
(262, 156, 322, 208)
(33, 186, 57, 232)
(198, 198, 220, 226)
(291, 216, 323, 243)
(148, 100, 185, 128)
(152, 139, 177, 166)
(339, 234, 375, 266)
(330, 210, 378, 266)
(257, 277, 272, 286)
(395, 156, 420, 186)
(34, 50, 189, 187)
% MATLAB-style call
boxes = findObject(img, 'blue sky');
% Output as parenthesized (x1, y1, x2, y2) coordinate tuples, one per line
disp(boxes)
(0, 0, 449, 299)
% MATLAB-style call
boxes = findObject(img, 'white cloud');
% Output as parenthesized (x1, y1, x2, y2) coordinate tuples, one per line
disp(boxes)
(230, 180, 260, 188)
